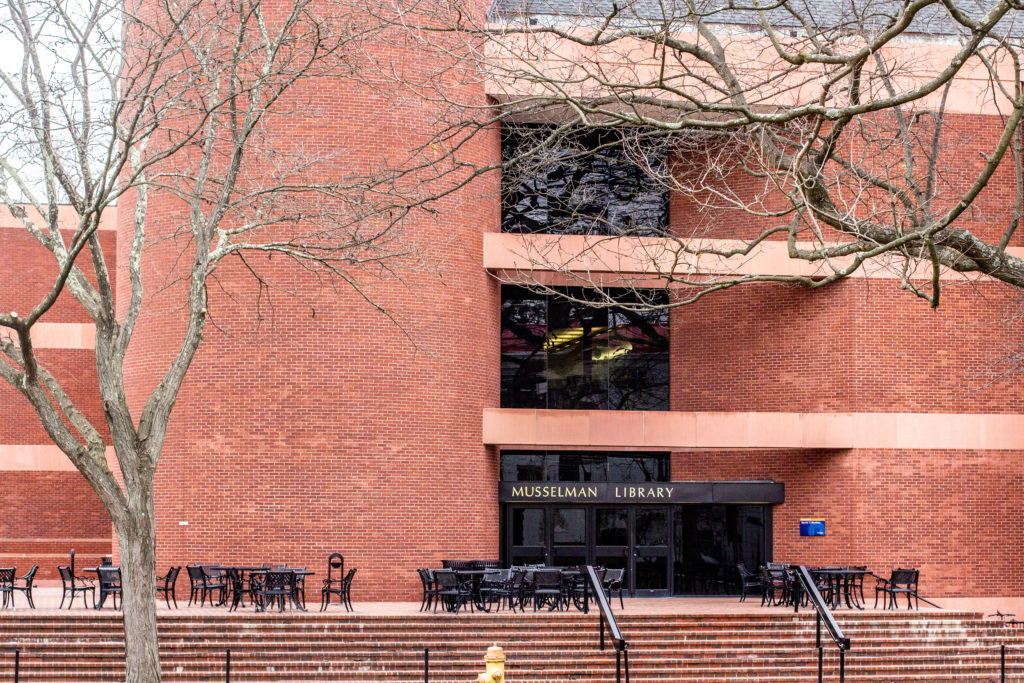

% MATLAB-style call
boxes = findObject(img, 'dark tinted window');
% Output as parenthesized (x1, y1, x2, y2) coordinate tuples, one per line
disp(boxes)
(501, 286, 669, 410)
(502, 126, 669, 236)
(673, 505, 767, 595)
(501, 451, 669, 483)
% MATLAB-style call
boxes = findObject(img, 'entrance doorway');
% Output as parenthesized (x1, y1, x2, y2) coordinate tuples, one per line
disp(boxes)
(504, 504, 768, 596)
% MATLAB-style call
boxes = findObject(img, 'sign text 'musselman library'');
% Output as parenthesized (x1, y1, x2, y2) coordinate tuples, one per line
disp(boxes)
(498, 481, 785, 504)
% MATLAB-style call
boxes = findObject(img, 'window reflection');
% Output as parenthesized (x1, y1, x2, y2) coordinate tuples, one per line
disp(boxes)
(501, 286, 669, 411)
(512, 508, 546, 547)
(673, 505, 766, 595)
(501, 451, 670, 483)
(502, 126, 669, 236)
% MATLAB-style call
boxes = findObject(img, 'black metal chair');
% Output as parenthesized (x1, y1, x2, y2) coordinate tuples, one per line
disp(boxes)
(320, 554, 345, 611)
(479, 569, 512, 612)
(602, 568, 626, 609)
(155, 566, 180, 609)
(58, 565, 94, 609)
(186, 565, 204, 606)
(255, 571, 294, 612)
(339, 567, 356, 612)
(201, 566, 228, 607)
(0, 568, 14, 608)
(96, 566, 122, 610)
(10, 565, 37, 608)
(736, 563, 762, 603)
(761, 566, 790, 606)
(532, 569, 563, 611)
(875, 568, 921, 610)
(417, 568, 440, 613)
(433, 569, 472, 614)
(563, 568, 594, 612)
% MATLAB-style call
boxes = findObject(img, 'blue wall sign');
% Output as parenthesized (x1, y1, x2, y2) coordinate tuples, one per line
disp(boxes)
(800, 519, 826, 536)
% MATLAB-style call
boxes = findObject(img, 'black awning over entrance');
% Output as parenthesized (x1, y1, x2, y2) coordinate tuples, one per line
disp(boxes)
(499, 480, 784, 505)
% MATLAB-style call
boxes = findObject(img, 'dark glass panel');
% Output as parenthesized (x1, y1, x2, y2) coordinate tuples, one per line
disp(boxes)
(607, 306, 669, 410)
(552, 549, 588, 567)
(673, 505, 767, 595)
(502, 126, 669, 236)
(501, 450, 668, 482)
(595, 554, 628, 571)
(546, 297, 609, 409)
(596, 509, 628, 546)
(607, 454, 669, 483)
(552, 508, 586, 545)
(512, 508, 546, 547)
(501, 290, 548, 409)
(510, 552, 546, 566)
(551, 452, 606, 482)
(500, 286, 670, 411)
(635, 509, 669, 546)
(501, 453, 544, 482)
(635, 555, 669, 591)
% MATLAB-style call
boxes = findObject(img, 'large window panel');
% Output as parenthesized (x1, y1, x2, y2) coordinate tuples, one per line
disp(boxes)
(501, 451, 670, 483)
(501, 292, 547, 409)
(502, 126, 669, 236)
(500, 286, 669, 411)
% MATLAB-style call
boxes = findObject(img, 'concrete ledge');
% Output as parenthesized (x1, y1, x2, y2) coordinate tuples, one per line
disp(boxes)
(483, 409, 1024, 451)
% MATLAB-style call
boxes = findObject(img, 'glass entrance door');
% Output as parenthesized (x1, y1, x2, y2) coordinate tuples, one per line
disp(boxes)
(509, 507, 548, 566)
(506, 504, 673, 597)
(632, 507, 670, 596)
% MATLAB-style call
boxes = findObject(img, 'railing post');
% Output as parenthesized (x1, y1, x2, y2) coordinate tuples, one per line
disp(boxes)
(424, 647, 429, 683)
(14, 649, 19, 683)
(817, 647, 823, 683)
(839, 648, 845, 683)
(615, 650, 621, 683)
(225, 648, 231, 683)
(1001, 643, 1006, 683)
(816, 613, 821, 649)
(599, 611, 606, 651)
(583, 574, 589, 614)
(623, 648, 630, 683)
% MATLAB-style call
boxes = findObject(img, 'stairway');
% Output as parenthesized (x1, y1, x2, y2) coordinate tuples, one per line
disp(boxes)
(1, 611, 1023, 682)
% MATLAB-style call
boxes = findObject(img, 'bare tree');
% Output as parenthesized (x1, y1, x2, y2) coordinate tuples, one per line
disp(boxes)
(0, 0, 448, 679)
(366, 0, 1024, 313)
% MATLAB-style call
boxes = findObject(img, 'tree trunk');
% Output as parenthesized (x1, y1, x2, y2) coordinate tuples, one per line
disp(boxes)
(116, 488, 160, 683)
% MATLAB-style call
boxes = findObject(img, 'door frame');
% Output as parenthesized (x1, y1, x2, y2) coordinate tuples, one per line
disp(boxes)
(503, 502, 674, 597)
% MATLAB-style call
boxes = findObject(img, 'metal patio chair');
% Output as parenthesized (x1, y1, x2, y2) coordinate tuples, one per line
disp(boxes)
(432, 569, 472, 614)
(10, 565, 37, 608)
(156, 566, 180, 609)
(57, 564, 94, 609)
(320, 553, 346, 611)
(875, 568, 921, 610)
(255, 571, 295, 612)
(736, 563, 762, 603)
(96, 566, 122, 610)
(0, 568, 14, 609)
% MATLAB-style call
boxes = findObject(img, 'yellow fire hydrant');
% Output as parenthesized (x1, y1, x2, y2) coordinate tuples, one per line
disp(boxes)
(476, 645, 505, 683)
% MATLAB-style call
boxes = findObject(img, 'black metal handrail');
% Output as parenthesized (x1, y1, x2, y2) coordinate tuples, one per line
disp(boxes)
(583, 565, 630, 683)
(792, 565, 850, 683)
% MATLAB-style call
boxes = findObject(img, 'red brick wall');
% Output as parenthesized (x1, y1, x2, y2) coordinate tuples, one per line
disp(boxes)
(671, 279, 1024, 414)
(0, 226, 114, 582)
(116, 1, 502, 599)
(0, 472, 111, 582)
(672, 448, 1024, 597)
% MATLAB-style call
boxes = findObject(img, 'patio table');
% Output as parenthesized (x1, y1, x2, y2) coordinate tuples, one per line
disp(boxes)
(809, 568, 869, 609)
(249, 569, 315, 611)
(454, 569, 490, 611)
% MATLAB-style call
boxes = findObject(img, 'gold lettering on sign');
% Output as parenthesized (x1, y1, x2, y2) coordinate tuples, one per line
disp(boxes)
(509, 484, 601, 499)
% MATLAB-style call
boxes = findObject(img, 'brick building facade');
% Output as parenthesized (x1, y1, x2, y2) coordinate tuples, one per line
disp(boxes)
(2, 0, 1024, 600)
